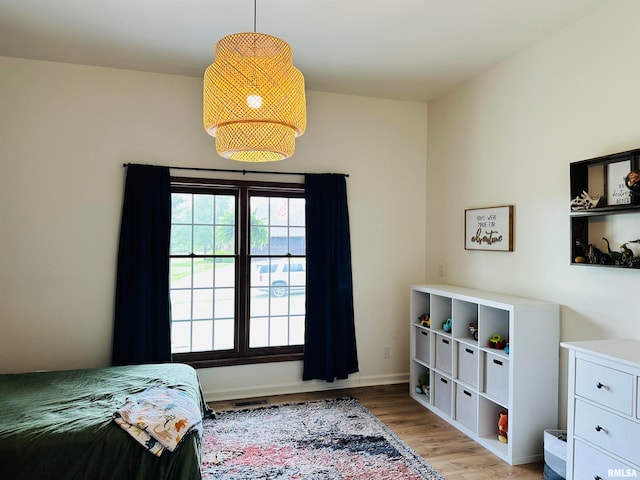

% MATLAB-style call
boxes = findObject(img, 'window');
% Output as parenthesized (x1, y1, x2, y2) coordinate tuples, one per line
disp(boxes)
(169, 177, 305, 367)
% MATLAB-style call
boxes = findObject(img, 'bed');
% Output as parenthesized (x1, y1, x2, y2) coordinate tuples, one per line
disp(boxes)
(0, 363, 209, 480)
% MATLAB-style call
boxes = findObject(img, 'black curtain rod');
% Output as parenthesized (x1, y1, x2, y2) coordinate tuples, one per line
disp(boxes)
(122, 163, 349, 178)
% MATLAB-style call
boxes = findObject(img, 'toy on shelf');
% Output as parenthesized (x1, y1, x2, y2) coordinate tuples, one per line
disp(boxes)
(418, 314, 430, 328)
(504, 343, 509, 355)
(498, 410, 508, 443)
(442, 318, 452, 332)
(415, 373, 430, 398)
(468, 322, 478, 340)
(488, 334, 507, 349)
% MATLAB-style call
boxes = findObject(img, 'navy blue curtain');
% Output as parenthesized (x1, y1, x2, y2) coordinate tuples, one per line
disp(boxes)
(303, 174, 358, 382)
(112, 165, 172, 366)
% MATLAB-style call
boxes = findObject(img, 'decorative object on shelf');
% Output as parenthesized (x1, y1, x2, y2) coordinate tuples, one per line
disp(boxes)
(607, 159, 632, 205)
(418, 373, 430, 398)
(504, 343, 509, 355)
(488, 333, 507, 349)
(464, 205, 514, 252)
(626, 169, 640, 204)
(418, 313, 430, 327)
(602, 237, 622, 265)
(620, 243, 640, 268)
(575, 240, 606, 265)
(442, 318, 452, 332)
(570, 190, 601, 210)
(203, 0, 306, 162)
(498, 410, 508, 443)
(468, 322, 478, 340)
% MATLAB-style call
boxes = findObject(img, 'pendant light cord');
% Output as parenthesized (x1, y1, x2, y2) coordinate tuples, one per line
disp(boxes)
(253, 0, 257, 33)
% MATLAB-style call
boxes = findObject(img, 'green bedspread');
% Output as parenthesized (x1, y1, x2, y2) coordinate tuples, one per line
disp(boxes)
(0, 363, 205, 480)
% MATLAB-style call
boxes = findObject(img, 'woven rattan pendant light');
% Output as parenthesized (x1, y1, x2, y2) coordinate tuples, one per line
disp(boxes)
(203, 1, 306, 162)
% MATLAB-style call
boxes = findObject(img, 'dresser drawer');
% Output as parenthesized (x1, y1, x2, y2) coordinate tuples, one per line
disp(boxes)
(575, 359, 633, 415)
(574, 438, 637, 480)
(574, 399, 640, 466)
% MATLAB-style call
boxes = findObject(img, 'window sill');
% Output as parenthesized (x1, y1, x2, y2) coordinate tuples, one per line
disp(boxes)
(173, 352, 303, 369)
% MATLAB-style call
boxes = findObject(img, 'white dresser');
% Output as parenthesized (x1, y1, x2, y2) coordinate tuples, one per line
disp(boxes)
(561, 340, 640, 479)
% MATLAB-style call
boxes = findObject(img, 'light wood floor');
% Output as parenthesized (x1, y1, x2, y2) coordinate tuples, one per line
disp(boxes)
(208, 383, 544, 480)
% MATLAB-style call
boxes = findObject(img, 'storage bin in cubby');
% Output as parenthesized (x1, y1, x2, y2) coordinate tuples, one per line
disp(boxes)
(484, 351, 509, 404)
(434, 373, 452, 416)
(435, 334, 452, 374)
(414, 326, 430, 364)
(455, 384, 478, 432)
(457, 343, 478, 388)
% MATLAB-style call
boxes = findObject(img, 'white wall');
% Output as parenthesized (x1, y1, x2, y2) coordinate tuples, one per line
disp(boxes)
(0, 57, 428, 399)
(426, 0, 640, 427)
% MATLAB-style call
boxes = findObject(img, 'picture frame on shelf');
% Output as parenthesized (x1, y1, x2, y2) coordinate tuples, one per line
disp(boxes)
(464, 205, 514, 252)
(606, 158, 632, 205)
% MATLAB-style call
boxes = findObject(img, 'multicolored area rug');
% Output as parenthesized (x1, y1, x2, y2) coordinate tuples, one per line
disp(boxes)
(201, 397, 445, 480)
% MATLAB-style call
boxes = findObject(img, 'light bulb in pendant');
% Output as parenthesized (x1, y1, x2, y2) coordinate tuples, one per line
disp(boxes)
(247, 94, 262, 109)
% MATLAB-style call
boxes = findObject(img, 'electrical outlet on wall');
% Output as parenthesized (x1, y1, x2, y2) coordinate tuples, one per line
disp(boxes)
(383, 345, 391, 358)
(438, 263, 445, 277)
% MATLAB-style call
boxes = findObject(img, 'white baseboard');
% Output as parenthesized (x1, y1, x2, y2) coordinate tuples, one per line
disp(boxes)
(203, 372, 409, 402)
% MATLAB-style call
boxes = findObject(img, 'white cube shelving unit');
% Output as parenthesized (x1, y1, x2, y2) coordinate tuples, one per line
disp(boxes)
(409, 284, 560, 465)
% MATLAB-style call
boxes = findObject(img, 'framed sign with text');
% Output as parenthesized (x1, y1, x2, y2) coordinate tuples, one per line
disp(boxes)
(606, 158, 632, 205)
(465, 205, 514, 251)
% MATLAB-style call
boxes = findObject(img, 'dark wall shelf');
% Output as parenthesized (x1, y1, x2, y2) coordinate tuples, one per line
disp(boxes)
(570, 148, 640, 268)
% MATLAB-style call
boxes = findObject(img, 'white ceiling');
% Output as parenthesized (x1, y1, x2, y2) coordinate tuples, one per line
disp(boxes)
(0, 0, 609, 102)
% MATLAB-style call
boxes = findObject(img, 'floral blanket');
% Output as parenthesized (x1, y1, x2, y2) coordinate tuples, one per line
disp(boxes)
(113, 386, 202, 456)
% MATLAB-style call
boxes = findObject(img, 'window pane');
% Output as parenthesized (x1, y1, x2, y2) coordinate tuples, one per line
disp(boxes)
(170, 290, 191, 320)
(193, 225, 213, 254)
(214, 319, 234, 350)
(250, 226, 269, 255)
(269, 227, 288, 254)
(250, 197, 269, 225)
(215, 195, 235, 224)
(290, 198, 305, 226)
(214, 288, 234, 318)
(215, 260, 234, 288)
(269, 316, 289, 346)
(193, 289, 213, 319)
(170, 258, 192, 288)
(192, 321, 213, 352)
(289, 227, 305, 255)
(171, 193, 192, 223)
(290, 316, 305, 345)
(170, 225, 192, 255)
(193, 259, 213, 288)
(270, 197, 288, 226)
(193, 194, 213, 224)
(249, 317, 269, 348)
(171, 321, 191, 353)
(215, 226, 235, 254)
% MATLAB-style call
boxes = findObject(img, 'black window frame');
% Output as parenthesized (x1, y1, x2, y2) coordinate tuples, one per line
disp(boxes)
(170, 176, 305, 368)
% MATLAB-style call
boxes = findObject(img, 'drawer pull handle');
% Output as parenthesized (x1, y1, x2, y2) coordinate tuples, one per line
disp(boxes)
(442, 339, 450, 345)
(465, 348, 474, 355)
(440, 378, 448, 384)
(594, 425, 607, 433)
(421, 331, 429, 337)
(463, 390, 472, 397)
(493, 359, 503, 366)
(596, 382, 608, 390)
